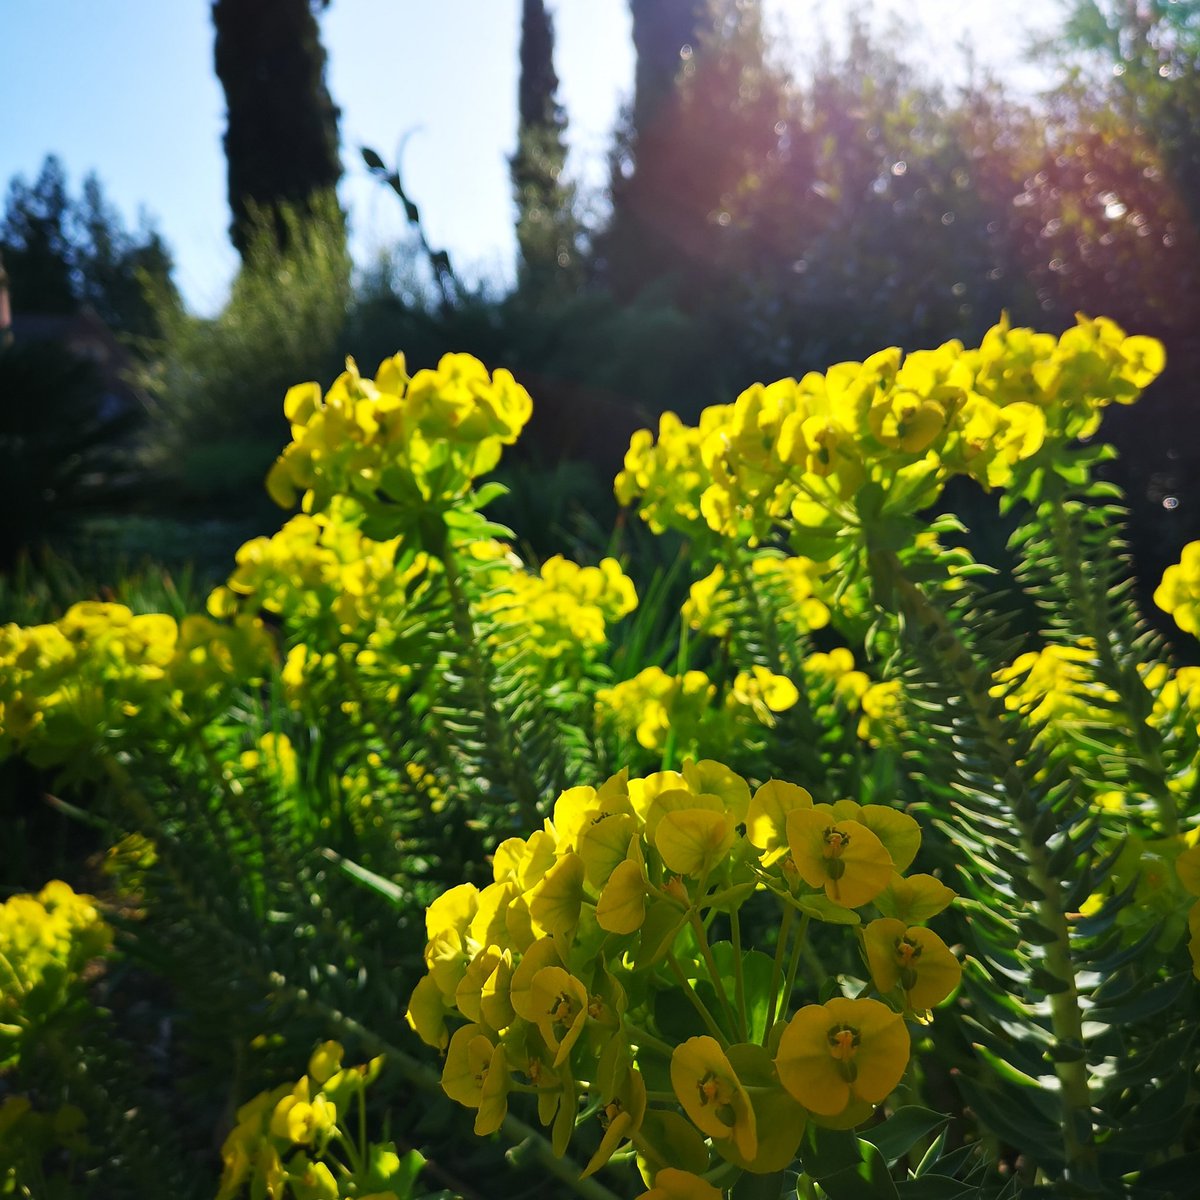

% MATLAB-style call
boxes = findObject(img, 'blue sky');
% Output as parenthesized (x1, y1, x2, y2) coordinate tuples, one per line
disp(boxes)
(0, 1, 1052, 316)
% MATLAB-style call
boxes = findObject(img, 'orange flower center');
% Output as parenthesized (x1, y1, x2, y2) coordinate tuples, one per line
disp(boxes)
(600, 1099, 623, 1129)
(823, 827, 851, 858)
(896, 936, 922, 991)
(827, 1025, 860, 1062)
(550, 992, 578, 1027)
(697, 1072, 723, 1106)
(827, 1024, 861, 1083)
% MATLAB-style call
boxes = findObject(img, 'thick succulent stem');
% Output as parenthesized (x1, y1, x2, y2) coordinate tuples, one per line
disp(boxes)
(878, 551, 1098, 1190)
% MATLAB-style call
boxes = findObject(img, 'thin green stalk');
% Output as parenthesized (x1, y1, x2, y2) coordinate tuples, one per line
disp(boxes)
(779, 912, 810, 1019)
(761, 905, 794, 1044)
(622, 1022, 675, 1059)
(730, 907, 749, 1041)
(661, 615, 692, 773)
(689, 912, 742, 1039)
(278, 982, 622, 1200)
(667, 954, 730, 1045)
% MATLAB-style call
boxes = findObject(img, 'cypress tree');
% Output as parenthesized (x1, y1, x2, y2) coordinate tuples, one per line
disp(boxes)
(211, 0, 344, 258)
(511, 0, 578, 297)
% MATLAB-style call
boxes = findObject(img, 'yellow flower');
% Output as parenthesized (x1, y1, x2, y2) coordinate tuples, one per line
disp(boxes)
(596, 858, 650, 935)
(746, 779, 813, 865)
(1155, 542, 1200, 639)
(874, 874, 956, 924)
(528, 966, 591, 1067)
(527, 853, 586, 940)
(1175, 844, 1200, 897)
(582, 1065, 647, 1178)
(864, 919, 961, 1012)
(775, 997, 910, 1116)
(654, 807, 736, 879)
(786, 808, 893, 907)
(441, 1023, 497, 1111)
(405, 973, 450, 1049)
(307, 1041, 343, 1085)
(670, 1036, 757, 1160)
(636, 1169, 724, 1200)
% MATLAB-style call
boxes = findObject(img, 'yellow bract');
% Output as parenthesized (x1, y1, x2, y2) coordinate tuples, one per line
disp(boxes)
(670, 1036, 757, 1160)
(864, 919, 962, 1012)
(786, 809, 894, 908)
(1155, 542, 1200, 639)
(775, 997, 911, 1116)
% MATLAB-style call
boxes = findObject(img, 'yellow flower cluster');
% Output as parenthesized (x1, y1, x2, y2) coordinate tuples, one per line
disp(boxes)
(683, 555, 830, 639)
(1155, 541, 1200, 640)
(0, 882, 112, 1069)
(407, 763, 959, 1185)
(479, 555, 638, 660)
(595, 666, 798, 755)
(0, 603, 274, 768)
(798, 648, 905, 748)
(208, 498, 423, 636)
(615, 315, 1164, 539)
(266, 353, 533, 524)
(990, 641, 1117, 729)
(217, 1042, 412, 1200)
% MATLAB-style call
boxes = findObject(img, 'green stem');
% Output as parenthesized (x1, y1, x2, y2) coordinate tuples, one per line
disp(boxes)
(780, 913, 810, 1019)
(761, 905, 795, 1044)
(667, 954, 730, 1046)
(730, 908, 749, 1041)
(622, 1022, 675, 1060)
(1044, 494, 1178, 836)
(880, 550, 1098, 1190)
(689, 912, 742, 1039)
(277, 982, 622, 1200)
(439, 534, 541, 827)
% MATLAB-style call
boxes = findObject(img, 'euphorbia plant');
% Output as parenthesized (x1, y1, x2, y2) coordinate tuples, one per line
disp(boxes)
(408, 761, 962, 1197)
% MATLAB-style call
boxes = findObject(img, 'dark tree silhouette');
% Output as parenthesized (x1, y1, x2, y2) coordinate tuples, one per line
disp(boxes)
(511, 0, 578, 297)
(211, 0, 343, 258)
(1, 156, 76, 315)
(1, 156, 177, 337)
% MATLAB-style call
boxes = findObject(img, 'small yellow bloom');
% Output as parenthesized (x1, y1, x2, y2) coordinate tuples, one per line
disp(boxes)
(775, 997, 910, 1116)
(864, 919, 961, 1012)
(636, 1168, 724, 1200)
(874, 873, 956, 924)
(582, 1065, 647, 1178)
(441, 1023, 497, 1110)
(307, 1041, 343, 1085)
(786, 809, 893, 908)
(670, 1036, 757, 1160)
(747, 779, 813, 865)
(528, 853, 586, 939)
(405, 973, 450, 1049)
(528, 966, 590, 1067)
(596, 858, 650, 934)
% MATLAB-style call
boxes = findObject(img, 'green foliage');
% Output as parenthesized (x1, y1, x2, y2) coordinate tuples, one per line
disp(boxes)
(135, 192, 350, 510)
(6, 315, 1199, 1198)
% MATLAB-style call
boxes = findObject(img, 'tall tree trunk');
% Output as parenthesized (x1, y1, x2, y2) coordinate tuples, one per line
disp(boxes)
(212, 0, 344, 259)
(511, 0, 578, 298)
